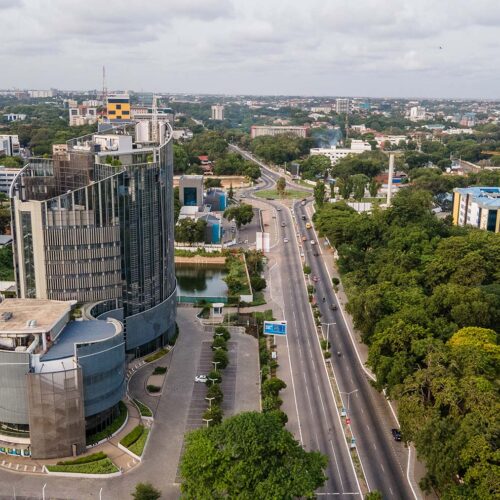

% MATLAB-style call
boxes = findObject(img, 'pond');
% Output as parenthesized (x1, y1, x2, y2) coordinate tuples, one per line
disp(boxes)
(175, 264, 228, 302)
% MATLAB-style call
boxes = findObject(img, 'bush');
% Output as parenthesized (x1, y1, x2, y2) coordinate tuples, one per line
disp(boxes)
(307, 284, 314, 294)
(270, 359, 279, 370)
(203, 405, 223, 425)
(331, 277, 340, 286)
(267, 409, 288, 426)
(324, 351, 332, 359)
(121, 425, 145, 448)
(206, 370, 222, 386)
(129, 428, 149, 457)
(133, 399, 153, 417)
(213, 349, 229, 369)
(132, 482, 162, 500)
(152, 366, 167, 375)
(214, 326, 230, 341)
(206, 383, 224, 405)
(303, 265, 311, 275)
(260, 365, 270, 381)
(262, 395, 283, 412)
(48, 457, 118, 474)
(147, 385, 161, 393)
(250, 276, 267, 291)
(86, 401, 127, 445)
(56, 452, 106, 466)
(212, 337, 228, 351)
(320, 339, 331, 350)
(262, 378, 287, 398)
(145, 348, 168, 363)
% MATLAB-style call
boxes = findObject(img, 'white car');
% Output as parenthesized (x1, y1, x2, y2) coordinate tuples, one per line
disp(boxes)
(310, 240, 316, 245)
(195, 375, 207, 383)
(276, 207, 282, 211)
(283, 238, 289, 243)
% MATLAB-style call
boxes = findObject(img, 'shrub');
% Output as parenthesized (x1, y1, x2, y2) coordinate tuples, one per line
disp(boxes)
(121, 425, 145, 448)
(260, 365, 270, 381)
(132, 482, 161, 500)
(145, 348, 168, 363)
(324, 351, 332, 359)
(214, 326, 230, 340)
(307, 284, 314, 294)
(262, 378, 287, 398)
(56, 452, 106, 466)
(152, 366, 167, 375)
(320, 339, 331, 350)
(129, 428, 149, 457)
(270, 360, 279, 370)
(213, 349, 229, 369)
(331, 277, 340, 286)
(203, 405, 223, 425)
(262, 395, 282, 412)
(206, 383, 224, 405)
(303, 265, 311, 275)
(250, 276, 267, 291)
(267, 409, 288, 426)
(206, 371, 222, 386)
(212, 337, 228, 351)
(147, 385, 161, 393)
(133, 399, 153, 417)
(47, 457, 118, 474)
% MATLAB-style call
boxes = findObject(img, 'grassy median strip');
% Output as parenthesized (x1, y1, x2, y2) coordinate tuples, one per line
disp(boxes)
(120, 425, 149, 457)
(133, 398, 153, 417)
(47, 452, 118, 474)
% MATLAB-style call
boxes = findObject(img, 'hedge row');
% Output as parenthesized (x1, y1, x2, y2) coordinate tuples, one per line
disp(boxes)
(120, 425, 145, 448)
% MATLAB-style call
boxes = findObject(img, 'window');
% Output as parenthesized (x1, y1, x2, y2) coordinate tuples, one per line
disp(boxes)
(108, 110, 116, 115)
(116, 104, 121, 110)
(122, 111, 129, 115)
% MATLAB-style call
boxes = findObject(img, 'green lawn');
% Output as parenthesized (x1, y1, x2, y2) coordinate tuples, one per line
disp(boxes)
(133, 399, 153, 417)
(120, 425, 149, 457)
(255, 189, 306, 200)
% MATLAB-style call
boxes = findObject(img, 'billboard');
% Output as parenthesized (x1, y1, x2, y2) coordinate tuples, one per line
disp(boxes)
(263, 320, 287, 336)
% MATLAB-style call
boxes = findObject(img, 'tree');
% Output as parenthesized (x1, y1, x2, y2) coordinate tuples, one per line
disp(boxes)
(132, 482, 161, 500)
(276, 176, 287, 197)
(351, 174, 369, 201)
(180, 412, 328, 499)
(337, 177, 353, 200)
(314, 181, 326, 207)
(213, 349, 229, 369)
(202, 404, 223, 426)
(205, 178, 222, 188)
(300, 154, 331, 180)
(224, 203, 254, 229)
(368, 178, 381, 197)
(365, 492, 383, 500)
(228, 183, 234, 199)
(174, 218, 207, 243)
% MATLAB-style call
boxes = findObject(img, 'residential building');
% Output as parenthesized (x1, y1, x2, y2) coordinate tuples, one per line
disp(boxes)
(179, 174, 204, 206)
(335, 98, 350, 114)
(106, 94, 131, 121)
(0, 298, 125, 459)
(211, 105, 225, 121)
(28, 90, 54, 99)
(250, 125, 309, 139)
(409, 106, 426, 121)
(311, 106, 332, 114)
(452, 186, 500, 232)
(10, 124, 177, 360)
(0, 166, 20, 194)
(68, 104, 98, 126)
(0, 135, 20, 157)
(310, 139, 372, 165)
(52, 143, 68, 156)
(4, 114, 26, 122)
(375, 134, 408, 148)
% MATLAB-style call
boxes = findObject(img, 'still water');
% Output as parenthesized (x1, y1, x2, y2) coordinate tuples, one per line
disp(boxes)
(175, 265, 228, 299)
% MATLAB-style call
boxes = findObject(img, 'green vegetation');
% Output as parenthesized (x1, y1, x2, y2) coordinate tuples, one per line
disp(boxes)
(47, 452, 118, 474)
(144, 348, 168, 363)
(0, 246, 14, 280)
(276, 176, 286, 196)
(129, 428, 149, 457)
(133, 399, 153, 418)
(180, 412, 327, 499)
(214, 325, 231, 341)
(255, 188, 305, 199)
(86, 402, 127, 445)
(299, 154, 331, 180)
(175, 218, 207, 243)
(147, 385, 161, 393)
(250, 134, 314, 165)
(314, 188, 500, 498)
(314, 181, 326, 207)
(223, 253, 251, 298)
(152, 366, 167, 375)
(132, 482, 161, 500)
(206, 383, 224, 405)
(121, 425, 145, 448)
(223, 203, 254, 229)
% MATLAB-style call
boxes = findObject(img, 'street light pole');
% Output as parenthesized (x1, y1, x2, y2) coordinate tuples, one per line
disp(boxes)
(206, 396, 216, 408)
(42, 484, 47, 500)
(212, 361, 220, 372)
(202, 418, 213, 428)
(321, 322, 336, 348)
(99, 487, 103, 500)
(340, 389, 359, 415)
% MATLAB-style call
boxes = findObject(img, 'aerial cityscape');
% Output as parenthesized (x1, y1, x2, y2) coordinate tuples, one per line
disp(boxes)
(0, 1, 499, 499)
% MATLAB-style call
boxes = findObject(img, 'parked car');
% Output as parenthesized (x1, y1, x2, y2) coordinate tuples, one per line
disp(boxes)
(313, 252, 319, 257)
(391, 428, 402, 441)
(195, 375, 207, 383)
(276, 207, 282, 211)
(312, 275, 319, 282)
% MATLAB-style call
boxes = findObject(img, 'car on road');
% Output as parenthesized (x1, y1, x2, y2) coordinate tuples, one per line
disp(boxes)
(312, 275, 319, 282)
(391, 428, 402, 441)
(313, 251, 319, 257)
(276, 207, 282, 211)
(281, 222, 286, 227)
(301, 199, 306, 205)
(306, 222, 312, 229)
(283, 238, 289, 243)
(195, 375, 207, 383)
(301, 215, 307, 220)
(302, 236, 307, 242)
(240, 194, 246, 198)
(331, 304, 338, 311)
(310, 240, 316, 245)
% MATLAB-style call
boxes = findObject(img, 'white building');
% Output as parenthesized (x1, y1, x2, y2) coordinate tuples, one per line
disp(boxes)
(310, 139, 372, 165)
(211, 105, 225, 121)
(0, 166, 20, 194)
(28, 90, 54, 99)
(409, 106, 426, 121)
(335, 98, 350, 114)
(68, 105, 98, 126)
(250, 125, 309, 139)
(0, 135, 20, 156)
(311, 106, 332, 114)
(375, 135, 408, 147)
(4, 114, 26, 122)
(172, 129, 194, 141)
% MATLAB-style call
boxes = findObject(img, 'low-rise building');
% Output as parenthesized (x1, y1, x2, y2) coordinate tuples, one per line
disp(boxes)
(0, 166, 20, 194)
(179, 174, 204, 206)
(0, 135, 20, 157)
(4, 114, 26, 122)
(310, 139, 372, 165)
(250, 125, 309, 139)
(68, 104, 98, 126)
(452, 186, 500, 232)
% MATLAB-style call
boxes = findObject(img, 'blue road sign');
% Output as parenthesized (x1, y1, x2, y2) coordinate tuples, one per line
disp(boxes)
(263, 321, 287, 336)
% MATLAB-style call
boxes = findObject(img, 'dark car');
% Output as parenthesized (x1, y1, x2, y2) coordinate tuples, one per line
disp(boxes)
(330, 304, 338, 311)
(301, 215, 306, 220)
(313, 252, 319, 257)
(391, 428, 402, 441)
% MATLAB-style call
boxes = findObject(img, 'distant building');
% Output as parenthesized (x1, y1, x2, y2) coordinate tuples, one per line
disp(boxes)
(409, 106, 426, 121)
(172, 129, 193, 141)
(179, 175, 204, 207)
(311, 106, 332, 114)
(310, 139, 372, 165)
(106, 94, 131, 121)
(28, 90, 54, 99)
(0, 166, 20, 194)
(4, 114, 26, 122)
(52, 143, 68, 156)
(211, 105, 225, 121)
(0, 135, 20, 157)
(335, 98, 350, 114)
(452, 186, 500, 232)
(250, 125, 309, 139)
(68, 104, 98, 126)
(375, 135, 408, 148)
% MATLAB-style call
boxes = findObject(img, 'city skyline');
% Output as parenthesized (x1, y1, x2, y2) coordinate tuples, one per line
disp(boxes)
(1, 0, 499, 99)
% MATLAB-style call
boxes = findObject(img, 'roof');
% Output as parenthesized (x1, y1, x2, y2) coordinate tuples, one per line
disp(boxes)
(0, 281, 16, 293)
(0, 299, 73, 335)
(41, 319, 119, 361)
(454, 186, 500, 208)
(0, 235, 13, 246)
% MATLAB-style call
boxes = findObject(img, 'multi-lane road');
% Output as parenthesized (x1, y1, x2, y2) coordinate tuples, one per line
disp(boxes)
(240, 147, 417, 499)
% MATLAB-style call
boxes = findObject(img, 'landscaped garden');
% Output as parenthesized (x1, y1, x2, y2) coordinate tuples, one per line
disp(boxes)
(86, 401, 127, 445)
(47, 452, 118, 474)
(120, 425, 150, 457)
(133, 399, 153, 418)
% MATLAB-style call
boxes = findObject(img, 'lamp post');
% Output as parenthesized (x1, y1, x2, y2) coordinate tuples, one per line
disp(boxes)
(321, 322, 336, 349)
(340, 389, 358, 416)
(42, 484, 47, 500)
(212, 361, 220, 372)
(206, 396, 216, 408)
(202, 418, 213, 428)
(208, 376, 219, 386)
(99, 487, 103, 500)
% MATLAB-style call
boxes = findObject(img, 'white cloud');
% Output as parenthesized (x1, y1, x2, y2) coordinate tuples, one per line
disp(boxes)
(0, 0, 499, 97)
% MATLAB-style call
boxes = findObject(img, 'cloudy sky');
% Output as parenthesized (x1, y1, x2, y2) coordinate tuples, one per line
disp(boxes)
(1, 0, 499, 98)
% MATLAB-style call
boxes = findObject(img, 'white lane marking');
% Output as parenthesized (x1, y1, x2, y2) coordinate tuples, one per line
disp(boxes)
(330, 440, 345, 493)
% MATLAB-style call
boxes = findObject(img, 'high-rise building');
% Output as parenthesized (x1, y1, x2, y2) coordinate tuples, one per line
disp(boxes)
(106, 94, 131, 121)
(211, 104, 225, 121)
(335, 98, 350, 114)
(10, 124, 177, 358)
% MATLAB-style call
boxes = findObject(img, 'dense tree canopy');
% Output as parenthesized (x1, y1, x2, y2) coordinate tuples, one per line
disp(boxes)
(180, 412, 327, 499)
(250, 134, 314, 165)
(174, 218, 207, 243)
(224, 203, 254, 229)
(314, 188, 500, 497)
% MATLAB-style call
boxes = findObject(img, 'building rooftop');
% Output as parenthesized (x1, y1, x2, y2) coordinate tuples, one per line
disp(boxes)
(454, 186, 500, 208)
(0, 299, 73, 335)
(41, 319, 119, 361)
